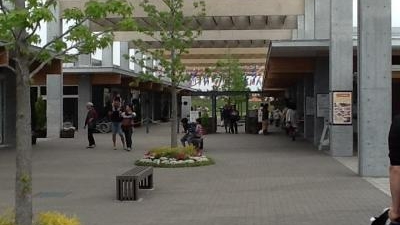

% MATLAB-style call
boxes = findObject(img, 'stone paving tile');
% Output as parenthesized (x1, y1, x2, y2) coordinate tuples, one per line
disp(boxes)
(0, 123, 391, 225)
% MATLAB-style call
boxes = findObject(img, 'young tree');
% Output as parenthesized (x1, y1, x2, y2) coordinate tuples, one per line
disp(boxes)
(131, 0, 205, 147)
(207, 55, 248, 104)
(0, 0, 134, 224)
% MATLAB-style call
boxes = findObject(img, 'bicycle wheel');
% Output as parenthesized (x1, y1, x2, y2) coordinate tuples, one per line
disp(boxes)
(98, 123, 110, 133)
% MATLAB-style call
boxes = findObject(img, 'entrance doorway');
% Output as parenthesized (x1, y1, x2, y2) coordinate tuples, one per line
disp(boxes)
(0, 81, 4, 144)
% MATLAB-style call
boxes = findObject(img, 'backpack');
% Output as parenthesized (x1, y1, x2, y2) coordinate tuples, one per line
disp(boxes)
(187, 122, 197, 134)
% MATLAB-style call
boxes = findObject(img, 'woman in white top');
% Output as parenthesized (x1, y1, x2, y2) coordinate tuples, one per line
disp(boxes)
(285, 104, 298, 141)
(121, 105, 136, 151)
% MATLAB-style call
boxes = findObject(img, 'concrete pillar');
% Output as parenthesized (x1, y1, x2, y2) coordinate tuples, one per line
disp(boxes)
(292, 30, 298, 40)
(46, 74, 63, 138)
(305, 0, 315, 39)
(315, 0, 330, 39)
(134, 51, 142, 74)
(146, 56, 153, 75)
(358, 0, 391, 177)
(46, 3, 61, 44)
(120, 42, 129, 70)
(304, 76, 314, 141)
(314, 57, 329, 146)
(297, 15, 305, 39)
(329, 0, 353, 156)
(78, 75, 91, 129)
(297, 80, 305, 135)
(76, 21, 91, 66)
(102, 45, 113, 67)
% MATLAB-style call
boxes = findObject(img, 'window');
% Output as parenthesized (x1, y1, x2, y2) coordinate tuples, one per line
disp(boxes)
(63, 86, 78, 95)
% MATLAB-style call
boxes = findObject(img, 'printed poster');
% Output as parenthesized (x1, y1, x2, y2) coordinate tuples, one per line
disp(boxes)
(332, 92, 352, 125)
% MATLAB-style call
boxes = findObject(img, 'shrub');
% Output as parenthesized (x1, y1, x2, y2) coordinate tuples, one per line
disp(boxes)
(0, 210, 80, 225)
(201, 111, 209, 128)
(0, 209, 14, 225)
(36, 211, 81, 225)
(147, 145, 197, 160)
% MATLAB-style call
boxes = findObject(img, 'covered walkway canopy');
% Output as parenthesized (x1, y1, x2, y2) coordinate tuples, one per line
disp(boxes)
(58, 0, 305, 91)
(52, 0, 395, 177)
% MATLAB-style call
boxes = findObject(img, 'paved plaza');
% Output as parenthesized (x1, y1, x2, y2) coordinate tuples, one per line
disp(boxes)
(0, 123, 392, 225)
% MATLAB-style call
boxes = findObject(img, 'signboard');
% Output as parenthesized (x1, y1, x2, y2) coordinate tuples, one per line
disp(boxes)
(189, 111, 199, 123)
(305, 97, 315, 116)
(316, 94, 329, 118)
(332, 91, 352, 125)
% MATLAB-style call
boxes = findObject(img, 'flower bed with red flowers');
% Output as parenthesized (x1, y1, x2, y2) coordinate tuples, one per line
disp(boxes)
(135, 145, 214, 168)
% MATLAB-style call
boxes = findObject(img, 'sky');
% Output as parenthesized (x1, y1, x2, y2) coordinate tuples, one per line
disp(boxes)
(354, 0, 400, 27)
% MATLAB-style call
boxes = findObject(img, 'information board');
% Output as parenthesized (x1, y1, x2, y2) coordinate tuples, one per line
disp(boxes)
(332, 91, 352, 125)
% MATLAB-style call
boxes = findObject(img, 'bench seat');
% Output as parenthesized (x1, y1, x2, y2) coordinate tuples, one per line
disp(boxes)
(116, 166, 153, 201)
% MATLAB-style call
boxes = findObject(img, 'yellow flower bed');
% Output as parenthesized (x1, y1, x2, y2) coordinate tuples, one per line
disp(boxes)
(0, 210, 81, 225)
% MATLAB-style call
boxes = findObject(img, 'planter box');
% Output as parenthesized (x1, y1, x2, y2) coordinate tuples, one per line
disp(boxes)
(202, 117, 216, 134)
(60, 129, 75, 138)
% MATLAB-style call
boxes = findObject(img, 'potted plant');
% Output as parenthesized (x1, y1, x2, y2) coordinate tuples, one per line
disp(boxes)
(201, 111, 215, 134)
(34, 96, 47, 138)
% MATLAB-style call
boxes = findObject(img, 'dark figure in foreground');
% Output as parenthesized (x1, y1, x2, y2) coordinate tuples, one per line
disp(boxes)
(387, 114, 400, 225)
(371, 114, 400, 225)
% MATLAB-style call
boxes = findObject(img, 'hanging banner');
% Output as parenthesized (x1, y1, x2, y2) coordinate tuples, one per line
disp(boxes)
(332, 91, 352, 125)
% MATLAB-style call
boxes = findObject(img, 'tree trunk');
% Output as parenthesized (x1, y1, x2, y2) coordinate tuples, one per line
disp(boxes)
(15, 61, 33, 225)
(170, 85, 178, 147)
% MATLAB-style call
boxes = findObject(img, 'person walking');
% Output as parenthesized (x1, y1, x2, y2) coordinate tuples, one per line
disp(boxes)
(121, 105, 136, 151)
(273, 108, 281, 127)
(262, 103, 269, 135)
(285, 103, 298, 141)
(388, 114, 400, 225)
(84, 102, 97, 148)
(109, 99, 126, 150)
(230, 105, 239, 134)
(222, 104, 231, 133)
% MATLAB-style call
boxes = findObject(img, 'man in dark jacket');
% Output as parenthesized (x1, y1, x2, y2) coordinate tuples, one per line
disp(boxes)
(84, 102, 97, 148)
(388, 114, 400, 224)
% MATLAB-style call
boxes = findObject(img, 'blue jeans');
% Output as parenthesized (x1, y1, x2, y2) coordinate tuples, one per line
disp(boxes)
(112, 122, 123, 135)
(181, 133, 194, 146)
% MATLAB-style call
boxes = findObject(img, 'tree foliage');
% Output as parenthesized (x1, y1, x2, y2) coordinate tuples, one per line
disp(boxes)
(0, 0, 135, 225)
(130, 0, 205, 147)
(130, 0, 205, 85)
(206, 55, 248, 104)
(0, 0, 135, 76)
